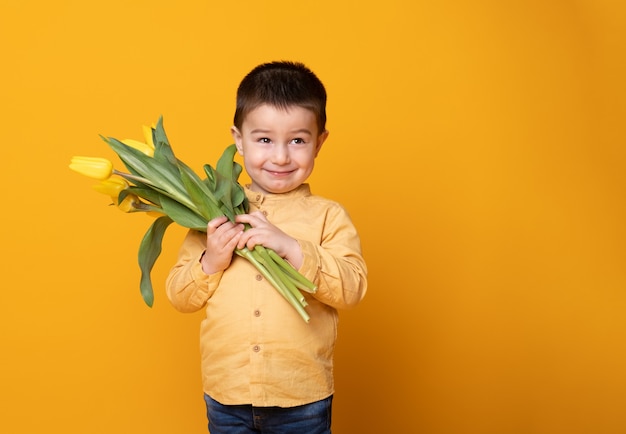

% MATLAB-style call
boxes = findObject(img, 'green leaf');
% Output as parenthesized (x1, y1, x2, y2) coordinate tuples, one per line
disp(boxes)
(160, 194, 208, 231)
(238, 192, 250, 214)
(232, 160, 243, 181)
(138, 215, 174, 307)
(219, 203, 235, 221)
(203, 164, 217, 191)
(178, 160, 226, 221)
(153, 117, 179, 168)
(230, 187, 245, 211)
(153, 116, 169, 147)
(214, 144, 238, 217)
(104, 136, 194, 209)
(228, 159, 246, 210)
(127, 186, 162, 206)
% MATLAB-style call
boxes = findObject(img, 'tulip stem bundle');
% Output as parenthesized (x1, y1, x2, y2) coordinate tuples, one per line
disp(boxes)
(70, 117, 316, 322)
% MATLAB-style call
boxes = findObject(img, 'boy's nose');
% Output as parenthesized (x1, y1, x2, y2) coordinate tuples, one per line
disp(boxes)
(271, 145, 290, 164)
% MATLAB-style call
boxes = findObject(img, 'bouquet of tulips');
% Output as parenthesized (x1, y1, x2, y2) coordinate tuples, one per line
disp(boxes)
(69, 117, 316, 322)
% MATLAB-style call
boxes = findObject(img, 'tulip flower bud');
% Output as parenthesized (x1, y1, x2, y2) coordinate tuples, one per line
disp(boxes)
(69, 156, 114, 180)
(142, 125, 155, 149)
(117, 193, 143, 213)
(92, 177, 129, 199)
(122, 138, 155, 157)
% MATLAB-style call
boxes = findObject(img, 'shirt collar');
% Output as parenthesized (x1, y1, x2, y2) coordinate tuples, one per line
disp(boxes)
(245, 184, 312, 206)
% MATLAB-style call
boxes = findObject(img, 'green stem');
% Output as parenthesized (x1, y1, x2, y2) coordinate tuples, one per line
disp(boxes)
(254, 246, 307, 307)
(236, 247, 310, 323)
(283, 274, 316, 294)
(267, 249, 317, 293)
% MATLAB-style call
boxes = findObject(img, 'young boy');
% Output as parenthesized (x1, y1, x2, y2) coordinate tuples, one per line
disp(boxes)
(166, 61, 367, 434)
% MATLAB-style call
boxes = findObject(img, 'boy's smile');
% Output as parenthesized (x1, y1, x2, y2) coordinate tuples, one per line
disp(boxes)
(232, 104, 329, 195)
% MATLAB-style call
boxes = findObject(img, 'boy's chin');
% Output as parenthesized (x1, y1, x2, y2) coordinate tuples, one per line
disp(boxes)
(252, 181, 300, 195)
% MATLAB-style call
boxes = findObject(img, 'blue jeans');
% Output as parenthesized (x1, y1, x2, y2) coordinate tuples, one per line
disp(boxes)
(204, 394, 333, 434)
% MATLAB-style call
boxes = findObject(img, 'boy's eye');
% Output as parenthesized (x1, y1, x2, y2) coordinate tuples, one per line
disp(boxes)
(291, 138, 305, 145)
(259, 138, 271, 144)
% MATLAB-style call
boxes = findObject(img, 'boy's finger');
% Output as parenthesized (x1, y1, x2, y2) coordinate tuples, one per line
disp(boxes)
(207, 216, 228, 233)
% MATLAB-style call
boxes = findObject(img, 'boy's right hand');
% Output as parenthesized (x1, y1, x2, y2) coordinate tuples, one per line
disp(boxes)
(200, 216, 244, 275)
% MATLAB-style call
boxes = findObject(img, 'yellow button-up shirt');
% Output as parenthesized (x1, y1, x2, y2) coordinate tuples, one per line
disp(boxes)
(166, 184, 368, 407)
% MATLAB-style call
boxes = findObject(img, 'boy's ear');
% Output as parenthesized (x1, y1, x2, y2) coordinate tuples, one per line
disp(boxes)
(315, 130, 329, 157)
(231, 126, 243, 155)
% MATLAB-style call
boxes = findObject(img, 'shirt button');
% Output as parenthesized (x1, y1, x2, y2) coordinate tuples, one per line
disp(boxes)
(255, 274, 262, 281)
(256, 195, 261, 201)
(262, 210, 268, 216)
(252, 345, 260, 352)
(254, 309, 261, 317)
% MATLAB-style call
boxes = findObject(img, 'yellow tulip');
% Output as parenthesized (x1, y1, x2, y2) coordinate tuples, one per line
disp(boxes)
(92, 177, 128, 198)
(142, 124, 155, 148)
(117, 193, 143, 213)
(69, 156, 113, 180)
(121, 138, 155, 157)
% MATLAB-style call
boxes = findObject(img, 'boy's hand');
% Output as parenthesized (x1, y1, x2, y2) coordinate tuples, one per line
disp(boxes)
(201, 216, 244, 275)
(235, 211, 303, 269)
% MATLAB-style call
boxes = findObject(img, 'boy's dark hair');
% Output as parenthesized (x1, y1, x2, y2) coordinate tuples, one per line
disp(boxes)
(234, 61, 327, 134)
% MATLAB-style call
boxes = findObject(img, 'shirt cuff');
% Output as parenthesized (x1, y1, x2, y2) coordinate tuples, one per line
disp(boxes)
(297, 239, 320, 282)
(189, 255, 224, 304)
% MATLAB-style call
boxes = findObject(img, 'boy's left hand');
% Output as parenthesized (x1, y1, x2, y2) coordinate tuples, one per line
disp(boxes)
(235, 211, 303, 269)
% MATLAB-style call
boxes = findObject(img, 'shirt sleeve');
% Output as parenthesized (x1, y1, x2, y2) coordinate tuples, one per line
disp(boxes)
(165, 229, 223, 313)
(297, 203, 368, 310)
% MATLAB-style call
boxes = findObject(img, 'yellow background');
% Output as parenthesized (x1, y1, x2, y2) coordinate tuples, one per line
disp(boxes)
(1, 1, 625, 433)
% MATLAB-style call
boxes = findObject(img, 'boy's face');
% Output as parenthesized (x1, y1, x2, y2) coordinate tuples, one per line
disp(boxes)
(232, 104, 329, 195)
